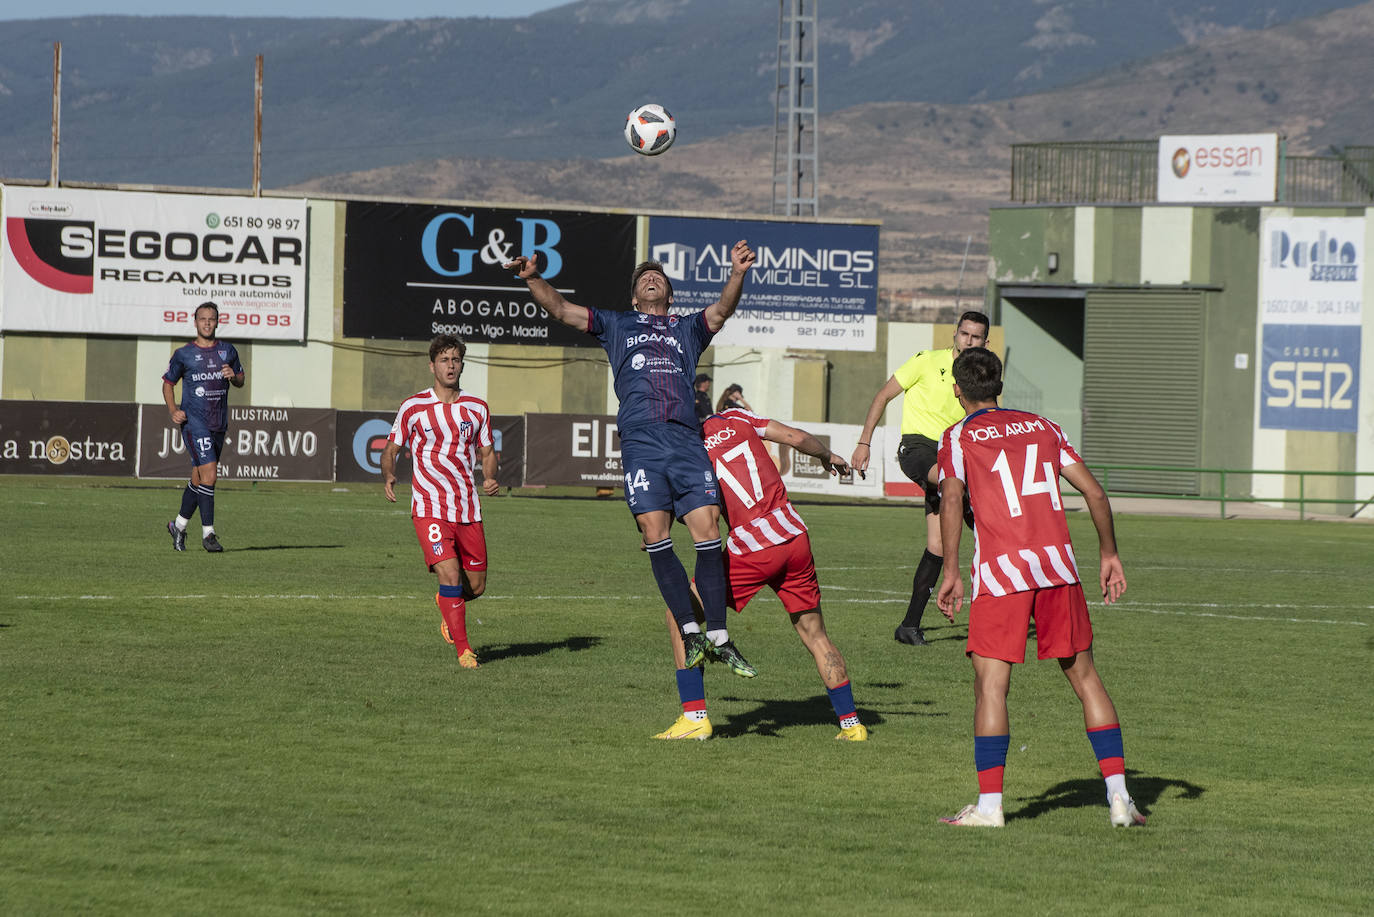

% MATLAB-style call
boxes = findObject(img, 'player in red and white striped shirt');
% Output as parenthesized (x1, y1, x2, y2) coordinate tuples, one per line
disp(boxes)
(934, 347, 1144, 828)
(654, 407, 868, 742)
(381, 335, 499, 669)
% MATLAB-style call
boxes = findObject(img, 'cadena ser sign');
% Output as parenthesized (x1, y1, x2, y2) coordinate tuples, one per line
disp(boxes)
(0, 185, 308, 341)
(1157, 133, 1278, 203)
(1258, 215, 1363, 433)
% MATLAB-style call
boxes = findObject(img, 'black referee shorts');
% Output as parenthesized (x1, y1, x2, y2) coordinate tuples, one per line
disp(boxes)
(897, 434, 941, 516)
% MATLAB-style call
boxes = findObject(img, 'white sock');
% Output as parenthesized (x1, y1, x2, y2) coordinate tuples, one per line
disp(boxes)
(977, 792, 1003, 814)
(174, 516, 189, 531)
(707, 628, 729, 647)
(1105, 774, 1128, 803)
(202, 525, 215, 537)
(681, 622, 701, 635)
(685, 709, 708, 722)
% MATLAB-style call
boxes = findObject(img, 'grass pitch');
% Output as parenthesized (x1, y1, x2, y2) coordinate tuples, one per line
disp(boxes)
(1, 477, 1371, 915)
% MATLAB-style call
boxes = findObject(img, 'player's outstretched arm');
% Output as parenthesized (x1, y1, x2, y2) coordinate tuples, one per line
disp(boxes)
(935, 477, 967, 620)
(851, 375, 903, 473)
(380, 441, 403, 503)
(703, 240, 756, 333)
(505, 255, 589, 330)
(1062, 462, 1127, 604)
(764, 419, 856, 478)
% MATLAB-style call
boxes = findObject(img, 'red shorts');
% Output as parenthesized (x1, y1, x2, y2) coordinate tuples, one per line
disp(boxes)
(412, 516, 487, 573)
(723, 532, 822, 614)
(967, 583, 1093, 663)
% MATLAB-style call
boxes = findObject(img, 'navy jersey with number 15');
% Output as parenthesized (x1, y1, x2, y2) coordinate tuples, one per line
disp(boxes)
(587, 307, 715, 434)
(164, 340, 243, 432)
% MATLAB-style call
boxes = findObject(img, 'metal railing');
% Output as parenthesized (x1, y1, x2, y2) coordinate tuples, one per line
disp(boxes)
(1011, 141, 1157, 203)
(1283, 154, 1374, 203)
(1012, 142, 1374, 205)
(1080, 464, 1374, 520)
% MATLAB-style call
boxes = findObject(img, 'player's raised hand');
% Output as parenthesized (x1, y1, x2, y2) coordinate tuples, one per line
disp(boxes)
(730, 239, 756, 273)
(936, 575, 963, 622)
(504, 255, 540, 279)
(1099, 554, 1126, 604)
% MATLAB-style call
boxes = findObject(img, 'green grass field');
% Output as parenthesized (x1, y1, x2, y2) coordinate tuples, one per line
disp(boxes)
(2, 476, 1371, 915)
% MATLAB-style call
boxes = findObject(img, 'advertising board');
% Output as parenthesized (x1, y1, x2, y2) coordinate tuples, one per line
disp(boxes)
(1258, 215, 1363, 433)
(1157, 133, 1278, 203)
(648, 216, 879, 352)
(0, 400, 137, 476)
(342, 202, 635, 345)
(138, 405, 335, 480)
(1, 185, 308, 340)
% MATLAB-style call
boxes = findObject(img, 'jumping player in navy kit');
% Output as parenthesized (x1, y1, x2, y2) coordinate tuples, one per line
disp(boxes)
(162, 301, 244, 552)
(506, 240, 759, 678)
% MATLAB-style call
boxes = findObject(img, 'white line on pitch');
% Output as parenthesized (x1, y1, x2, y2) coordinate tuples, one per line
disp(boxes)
(1115, 606, 1368, 626)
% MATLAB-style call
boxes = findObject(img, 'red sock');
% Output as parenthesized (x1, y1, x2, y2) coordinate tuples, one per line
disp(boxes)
(439, 594, 469, 651)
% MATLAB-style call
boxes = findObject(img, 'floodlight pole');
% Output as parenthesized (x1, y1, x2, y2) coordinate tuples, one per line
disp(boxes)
(772, 0, 819, 217)
(51, 42, 62, 187)
(253, 55, 263, 196)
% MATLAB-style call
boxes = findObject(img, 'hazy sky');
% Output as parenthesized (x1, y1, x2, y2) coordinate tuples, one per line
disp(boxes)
(0, 0, 570, 19)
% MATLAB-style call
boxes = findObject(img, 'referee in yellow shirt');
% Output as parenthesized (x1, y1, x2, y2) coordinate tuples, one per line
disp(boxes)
(851, 311, 990, 645)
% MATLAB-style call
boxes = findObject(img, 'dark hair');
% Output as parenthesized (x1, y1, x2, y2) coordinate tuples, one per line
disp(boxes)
(630, 261, 674, 303)
(952, 347, 1003, 402)
(958, 310, 991, 337)
(195, 301, 219, 318)
(714, 385, 744, 413)
(429, 334, 466, 362)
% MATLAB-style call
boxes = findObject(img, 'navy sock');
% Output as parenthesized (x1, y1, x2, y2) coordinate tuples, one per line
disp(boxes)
(675, 666, 706, 710)
(693, 539, 727, 632)
(901, 550, 942, 629)
(646, 539, 695, 629)
(826, 680, 859, 726)
(179, 484, 199, 520)
(195, 484, 215, 527)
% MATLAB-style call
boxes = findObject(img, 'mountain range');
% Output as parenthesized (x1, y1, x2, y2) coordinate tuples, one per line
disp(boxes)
(3, 0, 1373, 309)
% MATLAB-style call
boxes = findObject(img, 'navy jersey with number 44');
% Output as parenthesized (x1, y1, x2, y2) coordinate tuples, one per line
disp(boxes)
(164, 340, 243, 432)
(587, 307, 715, 434)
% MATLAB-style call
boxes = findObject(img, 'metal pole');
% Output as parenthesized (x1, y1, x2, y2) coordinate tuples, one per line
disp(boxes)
(50, 42, 62, 187)
(955, 234, 972, 308)
(253, 54, 263, 196)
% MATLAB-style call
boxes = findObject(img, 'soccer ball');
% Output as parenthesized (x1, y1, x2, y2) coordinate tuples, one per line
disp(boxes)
(625, 103, 676, 156)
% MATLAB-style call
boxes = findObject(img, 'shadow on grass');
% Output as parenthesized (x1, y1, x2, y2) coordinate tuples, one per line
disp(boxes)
(1010, 770, 1205, 822)
(234, 544, 346, 552)
(476, 635, 603, 663)
(708, 694, 889, 738)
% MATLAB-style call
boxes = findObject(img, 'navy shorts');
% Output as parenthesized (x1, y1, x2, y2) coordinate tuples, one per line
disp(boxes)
(183, 425, 226, 468)
(619, 423, 718, 519)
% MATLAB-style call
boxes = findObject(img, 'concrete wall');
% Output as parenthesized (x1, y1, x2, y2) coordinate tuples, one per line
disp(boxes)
(989, 202, 1374, 516)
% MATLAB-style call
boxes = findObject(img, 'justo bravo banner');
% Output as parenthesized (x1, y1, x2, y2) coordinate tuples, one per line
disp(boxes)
(138, 405, 334, 480)
(0, 185, 308, 340)
(1258, 215, 1363, 432)
(1157, 133, 1278, 203)
(648, 215, 879, 352)
(0, 400, 137, 476)
(342, 202, 635, 345)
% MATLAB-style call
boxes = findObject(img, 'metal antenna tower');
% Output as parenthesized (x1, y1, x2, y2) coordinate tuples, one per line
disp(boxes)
(773, 0, 819, 217)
